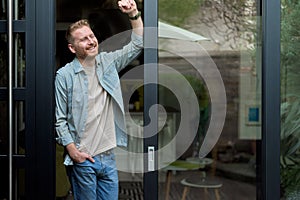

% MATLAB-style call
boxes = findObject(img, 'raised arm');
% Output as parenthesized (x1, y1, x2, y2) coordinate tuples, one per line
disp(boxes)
(118, 0, 143, 36)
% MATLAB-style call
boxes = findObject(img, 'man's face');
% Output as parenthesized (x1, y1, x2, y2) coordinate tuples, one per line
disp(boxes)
(68, 26, 99, 61)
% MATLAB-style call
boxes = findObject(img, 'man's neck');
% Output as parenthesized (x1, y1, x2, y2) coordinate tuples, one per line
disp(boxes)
(78, 57, 95, 67)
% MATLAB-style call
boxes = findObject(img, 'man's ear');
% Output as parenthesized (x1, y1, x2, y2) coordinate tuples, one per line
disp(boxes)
(68, 43, 76, 54)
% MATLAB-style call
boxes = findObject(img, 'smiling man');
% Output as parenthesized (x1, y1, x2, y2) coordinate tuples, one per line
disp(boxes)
(54, 0, 143, 199)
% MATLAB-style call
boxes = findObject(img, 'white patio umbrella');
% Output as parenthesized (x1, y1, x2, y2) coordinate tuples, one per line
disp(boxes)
(158, 20, 209, 42)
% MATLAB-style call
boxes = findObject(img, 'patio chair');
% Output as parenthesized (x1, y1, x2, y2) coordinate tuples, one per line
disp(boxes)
(180, 175, 222, 200)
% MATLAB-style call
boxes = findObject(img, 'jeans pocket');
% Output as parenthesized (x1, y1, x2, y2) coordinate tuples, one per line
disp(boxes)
(74, 159, 90, 166)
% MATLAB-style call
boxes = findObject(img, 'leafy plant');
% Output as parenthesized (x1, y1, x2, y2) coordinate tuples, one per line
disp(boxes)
(281, 1, 300, 198)
(280, 98, 300, 196)
(158, 0, 203, 26)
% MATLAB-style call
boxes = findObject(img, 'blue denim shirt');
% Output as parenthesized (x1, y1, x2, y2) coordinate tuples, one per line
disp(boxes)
(55, 32, 143, 165)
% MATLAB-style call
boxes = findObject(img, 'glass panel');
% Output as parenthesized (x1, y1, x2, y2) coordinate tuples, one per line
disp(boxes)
(0, 158, 8, 199)
(15, 101, 25, 155)
(158, 0, 261, 199)
(16, 168, 26, 199)
(0, 166, 25, 200)
(55, 0, 144, 199)
(14, 33, 26, 88)
(0, 0, 25, 20)
(0, 101, 25, 199)
(0, 101, 25, 155)
(0, 34, 8, 87)
(118, 82, 144, 199)
(0, 33, 25, 88)
(0, 0, 6, 20)
(15, 0, 25, 20)
(281, 1, 300, 199)
(0, 101, 8, 155)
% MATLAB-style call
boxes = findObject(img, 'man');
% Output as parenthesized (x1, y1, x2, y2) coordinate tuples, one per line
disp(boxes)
(54, 0, 143, 199)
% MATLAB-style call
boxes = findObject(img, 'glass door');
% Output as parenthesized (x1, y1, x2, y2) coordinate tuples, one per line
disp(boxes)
(0, 0, 35, 199)
(1, 0, 56, 199)
(157, 0, 263, 199)
(55, 0, 281, 199)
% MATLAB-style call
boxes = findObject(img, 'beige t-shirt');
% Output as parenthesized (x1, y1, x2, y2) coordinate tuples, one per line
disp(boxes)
(78, 65, 116, 156)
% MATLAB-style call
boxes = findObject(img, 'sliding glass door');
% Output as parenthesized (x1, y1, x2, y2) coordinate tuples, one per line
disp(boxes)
(0, 0, 280, 199)
(55, 0, 280, 199)
(153, 0, 280, 199)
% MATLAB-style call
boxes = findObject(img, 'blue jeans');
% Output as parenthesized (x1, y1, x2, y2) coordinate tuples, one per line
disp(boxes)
(67, 151, 118, 200)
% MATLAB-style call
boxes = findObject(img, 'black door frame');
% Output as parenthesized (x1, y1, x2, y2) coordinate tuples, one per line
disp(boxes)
(143, 0, 158, 199)
(262, 0, 281, 199)
(34, 0, 56, 199)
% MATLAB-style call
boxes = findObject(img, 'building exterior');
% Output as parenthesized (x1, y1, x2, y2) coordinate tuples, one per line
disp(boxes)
(0, 0, 293, 199)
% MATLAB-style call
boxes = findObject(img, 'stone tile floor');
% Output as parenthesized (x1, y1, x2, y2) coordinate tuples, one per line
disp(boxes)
(57, 163, 257, 200)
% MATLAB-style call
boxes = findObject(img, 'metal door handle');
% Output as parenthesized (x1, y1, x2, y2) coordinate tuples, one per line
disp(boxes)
(148, 146, 155, 171)
(8, 0, 13, 199)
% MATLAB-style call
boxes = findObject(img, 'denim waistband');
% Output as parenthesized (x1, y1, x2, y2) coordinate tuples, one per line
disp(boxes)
(98, 149, 113, 156)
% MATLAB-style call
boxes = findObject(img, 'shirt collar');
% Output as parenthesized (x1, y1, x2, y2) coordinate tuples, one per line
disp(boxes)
(73, 58, 85, 74)
(73, 56, 101, 74)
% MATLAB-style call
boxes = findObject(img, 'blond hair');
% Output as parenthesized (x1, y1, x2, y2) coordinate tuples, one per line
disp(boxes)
(65, 19, 91, 44)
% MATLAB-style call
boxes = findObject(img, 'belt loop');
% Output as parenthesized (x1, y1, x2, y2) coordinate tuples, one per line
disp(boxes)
(100, 149, 113, 156)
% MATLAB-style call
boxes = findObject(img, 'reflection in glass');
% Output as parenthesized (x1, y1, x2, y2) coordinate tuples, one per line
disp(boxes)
(158, 0, 261, 199)
(15, 101, 25, 154)
(0, 0, 25, 20)
(0, 34, 8, 87)
(0, 101, 25, 155)
(0, 33, 25, 88)
(0, 101, 8, 154)
(0, 167, 25, 199)
(14, 33, 26, 88)
(16, 168, 26, 199)
(15, 0, 25, 20)
(0, 101, 25, 198)
(0, 0, 6, 20)
(0, 162, 8, 199)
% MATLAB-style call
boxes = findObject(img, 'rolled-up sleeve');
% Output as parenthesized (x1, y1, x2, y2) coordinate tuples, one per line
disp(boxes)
(54, 72, 74, 146)
(131, 31, 143, 49)
(100, 31, 143, 73)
